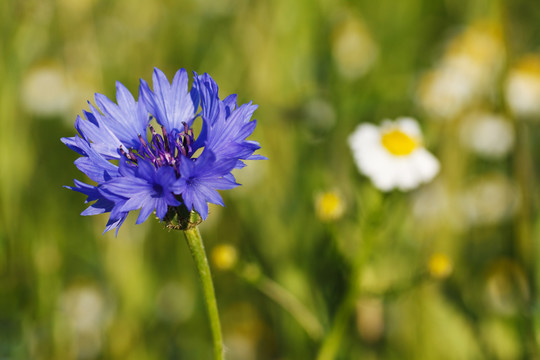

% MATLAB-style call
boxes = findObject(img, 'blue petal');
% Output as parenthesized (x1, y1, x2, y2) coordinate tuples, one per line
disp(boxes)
(204, 103, 259, 160)
(195, 73, 221, 126)
(197, 184, 225, 206)
(193, 195, 209, 220)
(94, 84, 148, 149)
(61, 135, 86, 156)
(136, 158, 157, 183)
(77, 107, 122, 159)
(104, 211, 128, 235)
(223, 94, 237, 116)
(155, 200, 168, 219)
(72, 137, 119, 183)
(121, 193, 151, 213)
(100, 177, 150, 198)
(141, 68, 196, 132)
(137, 198, 158, 224)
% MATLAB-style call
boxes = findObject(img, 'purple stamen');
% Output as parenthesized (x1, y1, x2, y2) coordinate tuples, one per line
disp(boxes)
(120, 145, 138, 163)
(161, 125, 170, 152)
(138, 134, 156, 162)
(128, 149, 137, 162)
(119, 123, 196, 175)
(119, 146, 128, 159)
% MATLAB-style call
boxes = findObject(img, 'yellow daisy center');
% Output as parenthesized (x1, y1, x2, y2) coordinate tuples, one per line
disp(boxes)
(381, 129, 418, 156)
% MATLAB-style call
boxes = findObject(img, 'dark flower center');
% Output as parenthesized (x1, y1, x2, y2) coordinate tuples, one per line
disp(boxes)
(152, 183, 164, 195)
(119, 123, 195, 175)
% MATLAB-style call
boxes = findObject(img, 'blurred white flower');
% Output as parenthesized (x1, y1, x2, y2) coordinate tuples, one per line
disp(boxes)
(417, 64, 478, 119)
(332, 15, 378, 80)
(411, 180, 466, 232)
(194, 0, 238, 16)
(223, 303, 264, 360)
(348, 117, 440, 191)
(445, 21, 505, 76)
(418, 22, 505, 120)
(303, 98, 337, 134)
(356, 297, 384, 343)
(155, 281, 196, 324)
(61, 285, 106, 333)
(486, 259, 529, 315)
(459, 111, 515, 159)
(59, 284, 107, 359)
(57, 0, 94, 18)
(460, 174, 518, 226)
(505, 55, 540, 119)
(21, 64, 73, 117)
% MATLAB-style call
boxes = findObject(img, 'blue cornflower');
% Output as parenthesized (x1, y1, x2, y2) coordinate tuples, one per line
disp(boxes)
(63, 68, 264, 234)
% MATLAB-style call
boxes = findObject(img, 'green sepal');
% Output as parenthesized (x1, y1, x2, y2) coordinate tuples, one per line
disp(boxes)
(162, 206, 202, 230)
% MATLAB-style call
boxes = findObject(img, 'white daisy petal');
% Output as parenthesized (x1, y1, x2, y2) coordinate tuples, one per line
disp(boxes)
(393, 159, 419, 191)
(412, 150, 440, 181)
(396, 117, 422, 138)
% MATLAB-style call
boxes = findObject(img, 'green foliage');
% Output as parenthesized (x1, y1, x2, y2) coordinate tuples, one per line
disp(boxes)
(1, 0, 540, 359)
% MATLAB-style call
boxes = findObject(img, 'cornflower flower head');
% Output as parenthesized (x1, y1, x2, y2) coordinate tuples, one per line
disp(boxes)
(63, 68, 265, 234)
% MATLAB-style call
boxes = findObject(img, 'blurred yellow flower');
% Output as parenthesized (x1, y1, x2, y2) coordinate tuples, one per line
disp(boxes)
(505, 55, 540, 119)
(315, 191, 345, 222)
(211, 244, 238, 271)
(428, 253, 453, 279)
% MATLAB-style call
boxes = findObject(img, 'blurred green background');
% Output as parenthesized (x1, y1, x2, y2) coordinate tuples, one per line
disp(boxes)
(2, 0, 540, 358)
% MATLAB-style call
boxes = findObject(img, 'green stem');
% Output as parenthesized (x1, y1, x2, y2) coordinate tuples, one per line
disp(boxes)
(515, 121, 538, 359)
(317, 190, 384, 360)
(184, 226, 224, 360)
(239, 264, 324, 340)
(316, 265, 362, 360)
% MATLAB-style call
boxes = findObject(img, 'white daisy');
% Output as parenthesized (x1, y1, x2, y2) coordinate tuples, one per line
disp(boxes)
(348, 117, 440, 191)
(459, 111, 515, 159)
(417, 22, 505, 120)
(505, 55, 540, 119)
